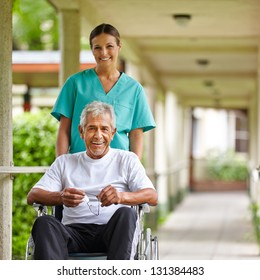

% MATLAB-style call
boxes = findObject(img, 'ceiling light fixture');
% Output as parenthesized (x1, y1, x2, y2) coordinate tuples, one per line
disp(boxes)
(196, 59, 210, 67)
(173, 14, 192, 27)
(204, 80, 214, 87)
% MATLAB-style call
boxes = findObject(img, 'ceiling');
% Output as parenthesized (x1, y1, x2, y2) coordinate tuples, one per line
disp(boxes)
(50, 0, 260, 109)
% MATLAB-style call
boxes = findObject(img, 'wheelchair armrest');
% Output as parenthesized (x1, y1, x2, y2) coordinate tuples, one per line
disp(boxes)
(133, 203, 151, 217)
(139, 203, 150, 213)
(32, 203, 48, 216)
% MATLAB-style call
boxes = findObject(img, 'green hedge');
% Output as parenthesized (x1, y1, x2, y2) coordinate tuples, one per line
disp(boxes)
(207, 150, 248, 181)
(251, 203, 260, 254)
(12, 110, 58, 259)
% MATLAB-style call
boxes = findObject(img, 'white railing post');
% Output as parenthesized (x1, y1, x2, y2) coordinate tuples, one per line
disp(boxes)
(0, 0, 13, 260)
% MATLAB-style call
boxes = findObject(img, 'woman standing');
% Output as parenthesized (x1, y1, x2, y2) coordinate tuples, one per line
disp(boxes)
(51, 23, 156, 159)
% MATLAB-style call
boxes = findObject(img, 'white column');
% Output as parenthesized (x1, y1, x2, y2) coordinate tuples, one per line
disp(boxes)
(59, 8, 80, 86)
(0, 0, 13, 260)
(248, 82, 257, 167)
(256, 46, 260, 166)
(251, 45, 260, 204)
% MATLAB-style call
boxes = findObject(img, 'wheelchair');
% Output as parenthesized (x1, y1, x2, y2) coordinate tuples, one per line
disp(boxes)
(25, 203, 159, 260)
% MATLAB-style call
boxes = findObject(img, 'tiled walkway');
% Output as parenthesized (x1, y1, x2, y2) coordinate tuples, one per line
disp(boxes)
(156, 191, 260, 260)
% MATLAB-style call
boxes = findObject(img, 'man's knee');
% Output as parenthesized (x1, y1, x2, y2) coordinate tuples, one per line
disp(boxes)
(32, 215, 58, 234)
(34, 214, 55, 226)
(116, 206, 137, 215)
(114, 207, 137, 223)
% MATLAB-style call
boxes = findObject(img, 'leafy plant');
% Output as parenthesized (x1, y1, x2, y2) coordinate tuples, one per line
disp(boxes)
(250, 203, 260, 254)
(206, 149, 248, 181)
(12, 0, 59, 50)
(12, 110, 58, 259)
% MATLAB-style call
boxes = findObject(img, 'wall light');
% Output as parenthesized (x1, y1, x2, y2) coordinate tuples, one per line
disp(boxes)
(173, 14, 192, 27)
(204, 80, 214, 87)
(196, 59, 210, 67)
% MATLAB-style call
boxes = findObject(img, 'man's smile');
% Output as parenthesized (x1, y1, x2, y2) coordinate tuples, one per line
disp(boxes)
(100, 57, 111, 61)
(91, 140, 104, 146)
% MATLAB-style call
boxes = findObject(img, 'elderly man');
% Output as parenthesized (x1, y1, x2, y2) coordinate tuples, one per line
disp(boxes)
(27, 101, 157, 260)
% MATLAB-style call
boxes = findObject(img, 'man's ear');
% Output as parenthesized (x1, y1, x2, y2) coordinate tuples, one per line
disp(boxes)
(78, 125, 84, 139)
(111, 128, 117, 139)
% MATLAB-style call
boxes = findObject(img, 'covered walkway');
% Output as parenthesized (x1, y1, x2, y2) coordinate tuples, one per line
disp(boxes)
(157, 191, 260, 260)
(2, 0, 260, 260)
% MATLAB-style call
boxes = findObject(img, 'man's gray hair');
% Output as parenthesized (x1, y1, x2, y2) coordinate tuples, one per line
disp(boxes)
(80, 101, 116, 130)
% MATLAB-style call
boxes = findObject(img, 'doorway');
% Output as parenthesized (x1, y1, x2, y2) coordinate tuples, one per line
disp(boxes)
(189, 107, 249, 192)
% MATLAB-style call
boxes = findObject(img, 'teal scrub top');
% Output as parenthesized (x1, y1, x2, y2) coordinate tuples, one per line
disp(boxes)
(51, 68, 156, 154)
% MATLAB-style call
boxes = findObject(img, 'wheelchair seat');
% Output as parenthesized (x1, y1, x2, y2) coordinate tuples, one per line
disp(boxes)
(26, 203, 159, 260)
(68, 252, 107, 260)
(55, 204, 108, 260)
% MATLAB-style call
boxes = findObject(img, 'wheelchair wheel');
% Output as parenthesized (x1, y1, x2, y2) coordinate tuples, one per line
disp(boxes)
(151, 235, 159, 260)
(25, 235, 34, 260)
(144, 228, 152, 259)
(143, 228, 159, 260)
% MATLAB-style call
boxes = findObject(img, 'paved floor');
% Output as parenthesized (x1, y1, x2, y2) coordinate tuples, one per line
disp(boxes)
(156, 190, 260, 260)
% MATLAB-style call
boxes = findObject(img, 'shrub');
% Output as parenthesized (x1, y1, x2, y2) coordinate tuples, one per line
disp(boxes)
(206, 149, 248, 181)
(251, 203, 260, 250)
(12, 110, 58, 259)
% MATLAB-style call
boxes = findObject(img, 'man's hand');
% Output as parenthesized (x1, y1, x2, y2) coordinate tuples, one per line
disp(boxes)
(61, 187, 85, 207)
(97, 185, 122, 207)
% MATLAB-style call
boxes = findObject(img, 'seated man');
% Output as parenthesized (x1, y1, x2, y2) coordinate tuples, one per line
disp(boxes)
(27, 100, 158, 260)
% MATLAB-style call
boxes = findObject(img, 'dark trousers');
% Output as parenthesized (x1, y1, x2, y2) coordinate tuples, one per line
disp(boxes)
(32, 207, 138, 260)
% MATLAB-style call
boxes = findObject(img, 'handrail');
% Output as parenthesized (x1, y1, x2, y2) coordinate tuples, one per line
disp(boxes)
(156, 160, 189, 176)
(146, 160, 189, 177)
(0, 166, 49, 174)
(0, 160, 189, 177)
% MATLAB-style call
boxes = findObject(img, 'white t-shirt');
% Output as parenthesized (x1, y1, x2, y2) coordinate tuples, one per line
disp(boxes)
(33, 148, 155, 225)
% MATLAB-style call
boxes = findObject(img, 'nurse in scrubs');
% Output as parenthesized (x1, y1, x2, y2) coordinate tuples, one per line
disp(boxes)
(51, 23, 156, 159)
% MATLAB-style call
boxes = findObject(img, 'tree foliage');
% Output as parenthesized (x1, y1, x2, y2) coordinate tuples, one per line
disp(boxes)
(12, 110, 58, 259)
(12, 0, 59, 50)
(207, 149, 248, 181)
